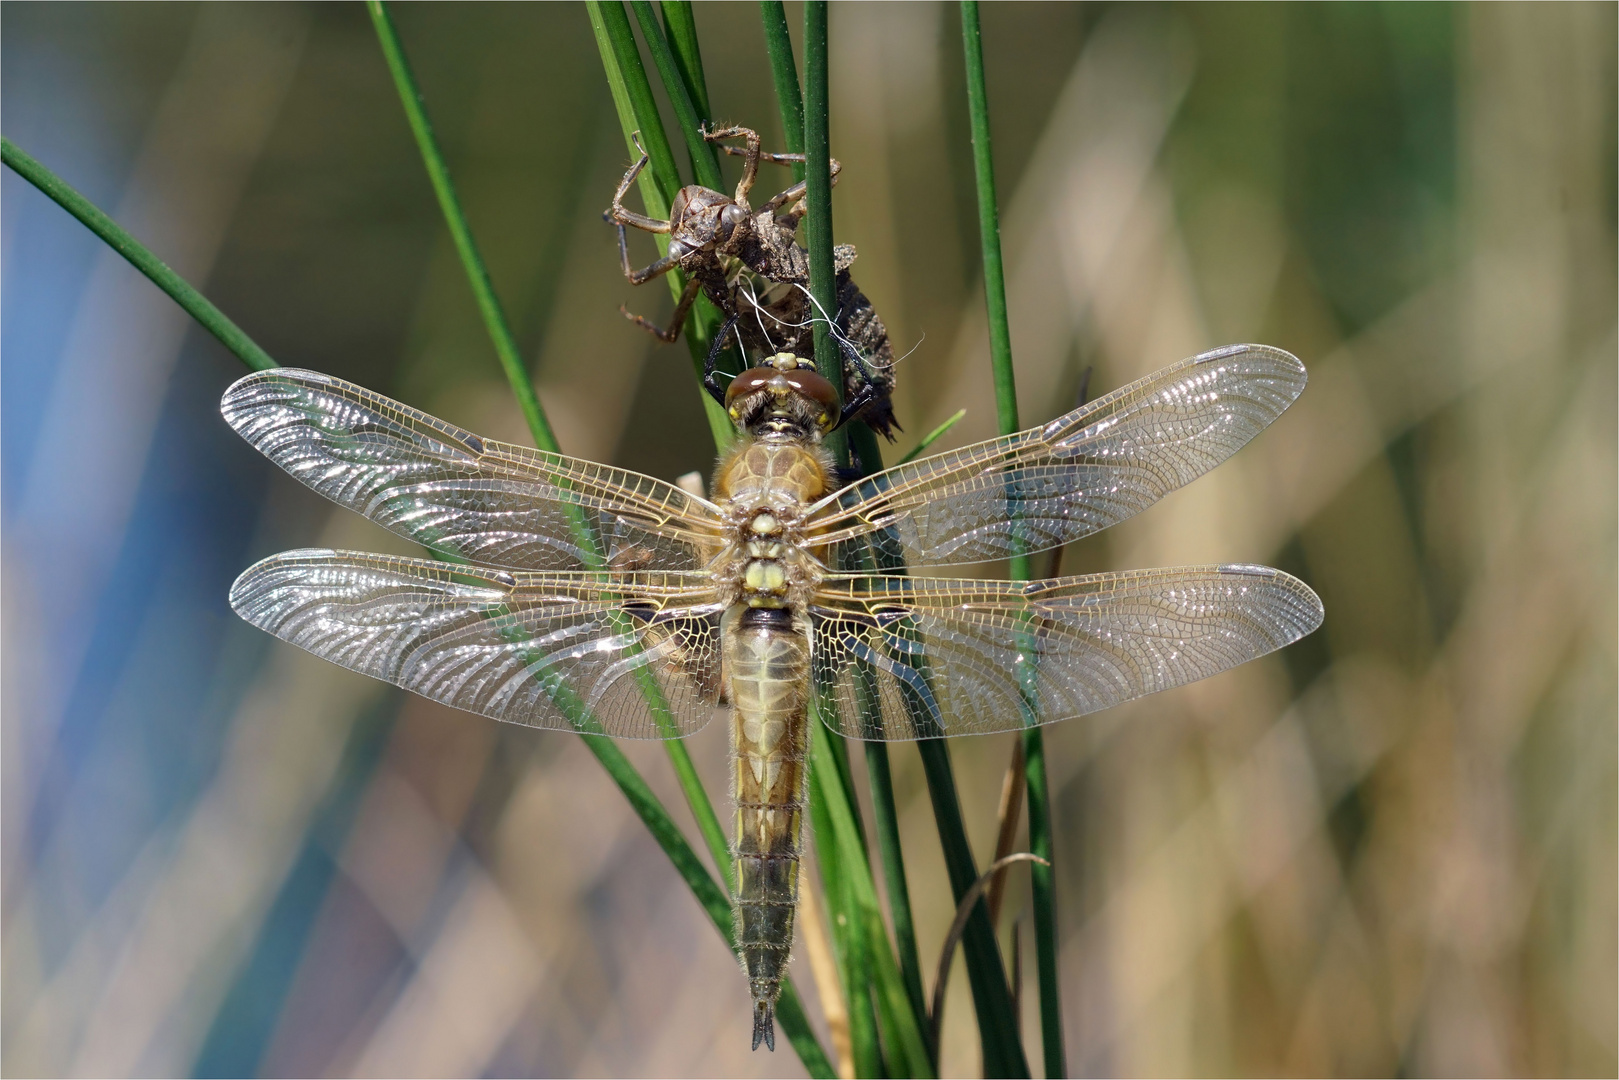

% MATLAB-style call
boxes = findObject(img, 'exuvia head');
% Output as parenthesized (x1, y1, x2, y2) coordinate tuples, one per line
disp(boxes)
(666, 185, 740, 253)
(724, 353, 838, 438)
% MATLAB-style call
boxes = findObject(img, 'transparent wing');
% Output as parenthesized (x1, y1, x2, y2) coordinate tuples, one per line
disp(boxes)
(222, 369, 724, 572)
(810, 345, 1306, 568)
(809, 565, 1323, 740)
(231, 549, 725, 739)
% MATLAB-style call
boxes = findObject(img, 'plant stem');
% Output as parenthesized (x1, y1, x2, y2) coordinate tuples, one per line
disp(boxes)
(961, 4, 1064, 1075)
(587, 0, 735, 449)
(593, 0, 684, 200)
(657, 1, 712, 120)
(371, 0, 760, 1031)
(801, 0, 844, 467)
(896, 408, 966, 466)
(1, 137, 276, 372)
(864, 739, 931, 1045)
(916, 738, 1029, 1076)
(367, 0, 556, 455)
(759, 1, 806, 175)
(812, 714, 936, 1078)
(780, 11, 1025, 1066)
(797, 13, 907, 1073)
(629, 0, 721, 190)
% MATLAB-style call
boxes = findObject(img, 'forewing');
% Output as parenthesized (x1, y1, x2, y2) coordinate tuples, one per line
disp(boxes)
(231, 549, 724, 739)
(222, 369, 723, 571)
(810, 565, 1323, 740)
(811, 345, 1306, 567)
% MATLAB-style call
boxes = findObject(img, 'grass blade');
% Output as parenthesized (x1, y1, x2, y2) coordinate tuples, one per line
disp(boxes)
(863, 740, 931, 1048)
(915, 738, 1029, 1075)
(895, 408, 966, 466)
(657, 1, 712, 120)
(586, 0, 735, 449)
(370, 0, 737, 877)
(759, 1, 806, 169)
(786, 8, 1026, 1068)
(756, 25, 932, 1057)
(590, 0, 684, 199)
(628, 0, 722, 190)
(367, 0, 557, 455)
(960, 3, 1065, 1074)
(929, 854, 1049, 1057)
(796, 12, 904, 1073)
(800, 0, 845, 463)
(809, 760, 882, 1078)
(0, 137, 275, 373)
(812, 710, 937, 1079)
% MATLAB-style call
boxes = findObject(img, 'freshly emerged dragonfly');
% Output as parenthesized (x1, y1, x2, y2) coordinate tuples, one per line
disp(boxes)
(222, 343, 1323, 1051)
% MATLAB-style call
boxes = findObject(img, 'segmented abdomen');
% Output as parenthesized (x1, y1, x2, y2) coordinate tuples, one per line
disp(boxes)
(726, 607, 809, 1048)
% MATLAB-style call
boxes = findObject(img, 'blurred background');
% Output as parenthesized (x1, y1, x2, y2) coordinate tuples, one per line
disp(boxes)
(3, 3, 1613, 1076)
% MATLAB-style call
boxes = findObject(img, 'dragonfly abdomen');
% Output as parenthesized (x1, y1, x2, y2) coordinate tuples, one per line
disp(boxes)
(726, 606, 810, 1052)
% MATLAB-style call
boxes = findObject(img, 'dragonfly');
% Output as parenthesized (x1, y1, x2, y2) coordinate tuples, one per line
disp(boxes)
(222, 342, 1323, 1051)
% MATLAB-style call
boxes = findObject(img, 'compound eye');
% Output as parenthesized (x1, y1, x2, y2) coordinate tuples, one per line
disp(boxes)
(784, 368, 839, 420)
(724, 367, 775, 409)
(667, 238, 690, 260)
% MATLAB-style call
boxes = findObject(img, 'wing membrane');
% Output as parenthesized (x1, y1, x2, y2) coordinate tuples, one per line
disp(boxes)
(811, 345, 1306, 567)
(810, 565, 1323, 740)
(222, 369, 723, 571)
(231, 549, 725, 739)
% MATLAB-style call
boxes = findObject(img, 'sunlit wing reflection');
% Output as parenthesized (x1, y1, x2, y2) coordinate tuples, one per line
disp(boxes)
(810, 565, 1321, 740)
(230, 548, 725, 739)
(223, 369, 725, 573)
(812, 344, 1307, 568)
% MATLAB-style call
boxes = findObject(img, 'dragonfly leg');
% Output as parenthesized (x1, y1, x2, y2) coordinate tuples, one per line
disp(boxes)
(703, 313, 741, 406)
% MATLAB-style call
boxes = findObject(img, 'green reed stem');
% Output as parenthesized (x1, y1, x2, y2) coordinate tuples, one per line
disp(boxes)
(795, 12, 909, 1074)
(759, 1, 806, 176)
(371, 0, 736, 878)
(592, 1, 684, 200)
(588, 8, 839, 1073)
(961, 4, 1064, 1074)
(896, 408, 967, 466)
(0, 137, 276, 372)
(801, 0, 847, 465)
(629, 0, 721, 190)
(587, 0, 735, 449)
(809, 759, 880, 1078)
(915, 737, 1029, 1076)
(771, 9, 1022, 1069)
(657, 1, 712, 120)
(864, 739, 931, 1046)
(368, 1, 557, 454)
(812, 714, 936, 1078)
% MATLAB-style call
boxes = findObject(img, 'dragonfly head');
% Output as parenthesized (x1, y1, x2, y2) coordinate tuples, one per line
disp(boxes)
(725, 352, 838, 439)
